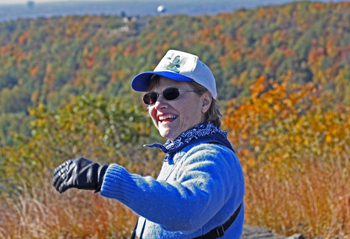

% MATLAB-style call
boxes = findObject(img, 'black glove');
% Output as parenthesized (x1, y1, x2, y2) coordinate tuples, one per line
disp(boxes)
(52, 157, 108, 194)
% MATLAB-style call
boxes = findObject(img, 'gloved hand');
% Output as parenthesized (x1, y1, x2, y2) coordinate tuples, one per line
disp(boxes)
(52, 157, 108, 193)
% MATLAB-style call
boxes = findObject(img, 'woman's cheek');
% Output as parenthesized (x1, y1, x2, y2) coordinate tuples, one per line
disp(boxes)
(149, 107, 159, 128)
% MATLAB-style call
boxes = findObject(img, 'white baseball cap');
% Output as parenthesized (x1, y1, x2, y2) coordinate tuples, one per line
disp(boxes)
(131, 50, 217, 99)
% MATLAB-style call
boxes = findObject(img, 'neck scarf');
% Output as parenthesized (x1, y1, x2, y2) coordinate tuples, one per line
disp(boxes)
(145, 121, 234, 162)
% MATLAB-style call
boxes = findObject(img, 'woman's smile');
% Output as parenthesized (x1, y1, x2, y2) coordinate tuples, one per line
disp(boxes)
(158, 114, 178, 123)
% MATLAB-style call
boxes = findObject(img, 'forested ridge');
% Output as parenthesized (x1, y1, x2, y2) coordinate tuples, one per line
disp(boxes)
(1, 1, 350, 145)
(0, 2, 350, 238)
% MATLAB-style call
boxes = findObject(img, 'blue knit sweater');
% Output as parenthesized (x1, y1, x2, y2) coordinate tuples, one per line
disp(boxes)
(100, 123, 245, 238)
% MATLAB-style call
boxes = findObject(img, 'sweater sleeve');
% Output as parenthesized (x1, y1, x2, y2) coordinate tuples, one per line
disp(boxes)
(100, 143, 244, 234)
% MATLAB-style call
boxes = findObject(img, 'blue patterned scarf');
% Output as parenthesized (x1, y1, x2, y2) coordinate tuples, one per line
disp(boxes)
(145, 121, 234, 161)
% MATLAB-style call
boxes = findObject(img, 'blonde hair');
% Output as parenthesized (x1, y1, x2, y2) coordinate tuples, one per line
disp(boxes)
(148, 75, 223, 128)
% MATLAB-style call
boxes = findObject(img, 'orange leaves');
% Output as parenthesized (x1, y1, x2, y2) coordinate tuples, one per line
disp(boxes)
(235, 26, 246, 44)
(224, 72, 350, 172)
(18, 35, 27, 45)
(170, 31, 179, 37)
(123, 43, 137, 57)
(29, 65, 40, 76)
(199, 28, 211, 38)
(17, 29, 33, 45)
(82, 48, 96, 69)
(86, 57, 95, 69)
(145, 32, 156, 41)
(230, 51, 242, 61)
(272, 29, 289, 45)
(248, 75, 267, 99)
(260, 33, 272, 46)
(109, 45, 118, 63)
(325, 36, 340, 58)
(0, 44, 11, 54)
(308, 47, 325, 65)
(309, 2, 327, 11)
(197, 25, 231, 46)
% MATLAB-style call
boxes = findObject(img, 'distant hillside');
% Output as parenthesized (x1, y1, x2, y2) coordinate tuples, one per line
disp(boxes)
(0, 0, 252, 22)
(0, 1, 350, 145)
(0, 0, 345, 22)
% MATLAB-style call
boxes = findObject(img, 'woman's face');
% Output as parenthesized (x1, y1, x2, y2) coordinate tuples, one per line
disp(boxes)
(148, 77, 209, 141)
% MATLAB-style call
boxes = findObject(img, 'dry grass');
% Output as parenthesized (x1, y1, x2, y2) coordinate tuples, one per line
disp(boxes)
(244, 153, 350, 239)
(0, 154, 349, 238)
(0, 180, 137, 239)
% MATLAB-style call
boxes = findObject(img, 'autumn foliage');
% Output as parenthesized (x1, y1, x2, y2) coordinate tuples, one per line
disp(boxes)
(223, 72, 350, 238)
(1, 1, 350, 238)
(0, 95, 160, 239)
(224, 72, 350, 170)
(0, 71, 349, 238)
(1, 1, 350, 145)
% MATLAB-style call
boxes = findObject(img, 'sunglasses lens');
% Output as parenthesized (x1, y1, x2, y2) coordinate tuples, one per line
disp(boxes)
(163, 88, 180, 100)
(143, 92, 157, 105)
(142, 88, 181, 105)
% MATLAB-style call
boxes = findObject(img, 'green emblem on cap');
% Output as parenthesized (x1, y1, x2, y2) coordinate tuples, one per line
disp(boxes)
(166, 55, 181, 73)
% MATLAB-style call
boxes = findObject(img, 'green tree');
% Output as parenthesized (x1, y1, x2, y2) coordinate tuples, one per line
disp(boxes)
(0, 94, 153, 192)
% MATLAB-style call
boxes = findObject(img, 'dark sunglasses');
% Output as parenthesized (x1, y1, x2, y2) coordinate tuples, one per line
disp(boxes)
(143, 88, 196, 105)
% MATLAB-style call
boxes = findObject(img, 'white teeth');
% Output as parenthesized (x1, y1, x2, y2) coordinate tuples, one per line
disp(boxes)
(158, 115, 177, 121)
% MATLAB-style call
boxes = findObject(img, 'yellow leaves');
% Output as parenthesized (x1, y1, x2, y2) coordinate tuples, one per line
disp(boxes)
(249, 75, 267, 99)
(265, 96, 274, 104)
(272, 104, 281, 112)
(65, 28, 73, 36)
(1, 94, 153, 187)
(224, 71, 350, 171)
(145, 33, 156, 41)
(283, 99, 293, 108)
(246, 158, 256, 168)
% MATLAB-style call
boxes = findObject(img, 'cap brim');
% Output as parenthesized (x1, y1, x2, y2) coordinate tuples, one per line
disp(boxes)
(131, 71, 193, 92)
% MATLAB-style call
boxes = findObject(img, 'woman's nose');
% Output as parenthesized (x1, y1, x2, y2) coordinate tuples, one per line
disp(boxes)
(154, 96, 168, 110)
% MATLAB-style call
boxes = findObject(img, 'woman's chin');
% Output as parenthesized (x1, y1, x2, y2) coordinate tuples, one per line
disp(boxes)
(159, 128, 178, 142)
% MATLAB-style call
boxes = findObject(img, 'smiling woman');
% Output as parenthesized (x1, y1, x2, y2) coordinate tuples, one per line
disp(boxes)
(52, 50, 245, 239)
(146, 77, 208, 141)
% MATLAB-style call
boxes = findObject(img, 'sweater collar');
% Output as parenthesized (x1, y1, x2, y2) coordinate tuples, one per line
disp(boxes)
(145, 122, 231, 158)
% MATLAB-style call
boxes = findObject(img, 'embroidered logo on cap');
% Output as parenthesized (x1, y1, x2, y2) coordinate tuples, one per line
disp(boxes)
(166, 55, 181, 73)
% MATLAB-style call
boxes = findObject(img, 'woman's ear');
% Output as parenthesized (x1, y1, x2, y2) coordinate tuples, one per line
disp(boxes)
(201, 92, 212, 114)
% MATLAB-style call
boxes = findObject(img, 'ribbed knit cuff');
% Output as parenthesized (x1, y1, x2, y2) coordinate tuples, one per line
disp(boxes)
(100, 164, 137, 205)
